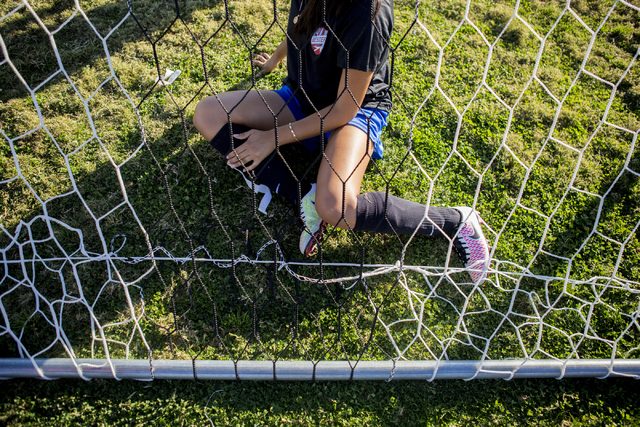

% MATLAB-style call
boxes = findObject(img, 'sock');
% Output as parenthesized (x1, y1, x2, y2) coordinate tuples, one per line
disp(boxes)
(353, 191, 461, 238)
(209, 123, 310, 206)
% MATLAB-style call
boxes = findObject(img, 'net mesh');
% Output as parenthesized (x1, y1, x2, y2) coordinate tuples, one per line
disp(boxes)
(1, 0, 639, 380)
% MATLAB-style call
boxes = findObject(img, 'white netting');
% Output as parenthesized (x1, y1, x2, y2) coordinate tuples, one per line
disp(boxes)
(1, 0, 639, 379)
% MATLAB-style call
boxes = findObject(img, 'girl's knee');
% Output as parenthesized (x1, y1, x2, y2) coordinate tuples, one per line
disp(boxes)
(315, 201, 339, 226)
(193, 98, 210, 132)
(315, 191, 357, 228)
(193, 97, 224, 139)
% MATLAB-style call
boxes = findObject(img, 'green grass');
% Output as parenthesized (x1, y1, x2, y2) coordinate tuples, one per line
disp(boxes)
(1, 0, 639, 373)
(2, 377, 640, 426)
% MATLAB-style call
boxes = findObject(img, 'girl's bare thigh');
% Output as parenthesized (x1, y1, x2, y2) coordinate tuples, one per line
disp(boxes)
(193, 89, 297, 141)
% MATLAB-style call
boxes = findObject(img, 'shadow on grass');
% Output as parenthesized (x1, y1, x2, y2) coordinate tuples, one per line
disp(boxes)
(0, 107, 353, 363)
(0, 0, 237, 104)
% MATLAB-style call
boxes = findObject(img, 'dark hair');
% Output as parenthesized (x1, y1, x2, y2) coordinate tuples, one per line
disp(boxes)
(294, 0, 381, 35)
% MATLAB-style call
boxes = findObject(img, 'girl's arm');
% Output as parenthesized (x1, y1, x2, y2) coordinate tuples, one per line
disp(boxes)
(228, 68, 374, 171)
(253, 39, 288, 77)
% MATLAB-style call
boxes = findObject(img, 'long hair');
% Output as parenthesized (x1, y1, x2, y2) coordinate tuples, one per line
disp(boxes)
(294, 0, 381, 35)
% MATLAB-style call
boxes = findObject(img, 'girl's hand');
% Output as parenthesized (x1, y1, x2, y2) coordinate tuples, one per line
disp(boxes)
(253, 52, 279, 77)
(226, 129, 275, 172)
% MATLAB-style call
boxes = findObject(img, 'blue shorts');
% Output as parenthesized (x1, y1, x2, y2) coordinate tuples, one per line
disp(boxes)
(273, 85, 388, 159)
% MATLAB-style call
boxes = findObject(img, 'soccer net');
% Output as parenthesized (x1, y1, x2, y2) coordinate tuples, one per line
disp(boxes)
(1, 0, 639, 380)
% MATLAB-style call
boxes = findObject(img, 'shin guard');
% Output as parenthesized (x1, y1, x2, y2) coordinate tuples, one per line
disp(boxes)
(353, 192, 461, 238)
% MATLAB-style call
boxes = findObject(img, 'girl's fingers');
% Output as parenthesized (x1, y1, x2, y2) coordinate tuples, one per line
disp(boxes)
(233, 131, 250, 140)
(227, 147, 252, 169)
(225, 129, 270, 171)
(229, 157, 253, 172)
(227, 155, 245, 169)
(252, 52, 270, 64)
(228, 148, 261, 172)
(253, 52, 273, 76)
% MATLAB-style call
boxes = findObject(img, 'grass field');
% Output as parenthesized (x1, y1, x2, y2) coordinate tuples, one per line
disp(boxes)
(1, 0, 640, 423)
(2, 376, 640, 425)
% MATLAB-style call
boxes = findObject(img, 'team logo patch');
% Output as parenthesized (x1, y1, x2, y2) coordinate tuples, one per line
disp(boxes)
(311, 27, 328, 55)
